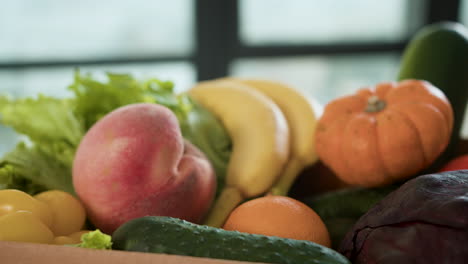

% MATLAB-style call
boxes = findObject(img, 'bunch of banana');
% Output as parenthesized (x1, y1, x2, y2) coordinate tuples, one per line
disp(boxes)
(188, 78, 322, 227)
(228, 78, 323, 196)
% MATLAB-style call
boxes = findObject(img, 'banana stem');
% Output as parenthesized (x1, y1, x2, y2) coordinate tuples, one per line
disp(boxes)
(269, 159, 304, 196)
(202, 186, 244, 227)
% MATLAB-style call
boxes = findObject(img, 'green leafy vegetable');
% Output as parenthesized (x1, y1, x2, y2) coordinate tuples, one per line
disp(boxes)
(0, 95, 83, 194)
(68, 71, 191, 130)
(0, 70, 231, 196)
(0, 95, 83, 146)
(0, 142, 75, 194)
(302, 185, 398, 249)
(73, 229, 112, 250)
(179, 100, 232, 195)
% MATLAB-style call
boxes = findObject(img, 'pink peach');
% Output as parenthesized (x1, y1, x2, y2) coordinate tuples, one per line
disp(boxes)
(72, 103, 216, 234)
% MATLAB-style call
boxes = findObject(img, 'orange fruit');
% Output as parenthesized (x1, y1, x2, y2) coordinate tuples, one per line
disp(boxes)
(223, 195, 331, 247)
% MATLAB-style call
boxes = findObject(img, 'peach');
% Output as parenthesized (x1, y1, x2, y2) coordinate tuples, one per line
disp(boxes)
(72, 103, 216, 234)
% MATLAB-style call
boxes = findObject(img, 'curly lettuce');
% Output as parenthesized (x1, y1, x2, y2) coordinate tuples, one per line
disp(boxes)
(73, 229, 113, 250)
(0, 96, 82, 194)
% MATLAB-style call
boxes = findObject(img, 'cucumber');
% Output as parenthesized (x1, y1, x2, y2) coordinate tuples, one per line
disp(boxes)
(397, 21, 468, 166)
(112, 216, 350, 264)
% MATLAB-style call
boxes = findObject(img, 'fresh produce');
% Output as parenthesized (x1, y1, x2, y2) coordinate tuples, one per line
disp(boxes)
(0, 189, 53, 227)
(223, 195, 331, 247)
(53, 230, 90, 245)
(0, 96, 83, 194)
(188, 79, 290, 227)
(301, 185, 398, 249)
(72, 229, 112, 250)
(0, 211, 54, 244)
(2, 60, 464, 263)
(73, 103, 216, 234)
(0, 189, 88, 244)
(52, 229, 112, 248)
(0, 71, 231, 197)
(69, 72, 231, 193)
(226, 78, 323, 196)
(339, 170, 468, 263)
(112, 216, 351, 264)
(179, 100, 232, 196)
(398, 22, 468, 167)
(315, 80, 453, 187)
(34, 190, 86, 236)
(438, 154, 468, 172)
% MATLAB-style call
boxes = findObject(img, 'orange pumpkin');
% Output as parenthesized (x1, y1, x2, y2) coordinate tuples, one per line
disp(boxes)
(315, 80, 453, 187)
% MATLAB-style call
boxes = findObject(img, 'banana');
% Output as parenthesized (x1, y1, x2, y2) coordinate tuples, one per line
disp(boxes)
(224, 78, 323, 196)
(187, 79, 290, 227)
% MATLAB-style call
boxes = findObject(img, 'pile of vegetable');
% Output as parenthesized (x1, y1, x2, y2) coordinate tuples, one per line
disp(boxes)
(1, 21, 468, 264)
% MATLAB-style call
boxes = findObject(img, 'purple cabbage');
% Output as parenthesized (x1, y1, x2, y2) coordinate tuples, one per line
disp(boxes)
(339, 170, 468, 263)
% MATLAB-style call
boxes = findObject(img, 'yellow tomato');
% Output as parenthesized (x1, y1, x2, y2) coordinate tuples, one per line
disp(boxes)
(0, 189, 53, 228)
(0, 211, 54, 244)
(53, 235, 76, 245)
(34, 190, 87, 236)
(53, 230, 90, 245)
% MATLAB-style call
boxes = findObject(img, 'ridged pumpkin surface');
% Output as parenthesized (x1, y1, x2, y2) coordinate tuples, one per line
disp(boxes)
(315, 80, 453, 187)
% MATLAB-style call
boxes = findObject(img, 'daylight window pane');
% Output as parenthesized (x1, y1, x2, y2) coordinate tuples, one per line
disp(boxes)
(240, 0, 426, 45)
(462, 0, 468, 25)
(0, 62, 196, 97)
(0, 126, 17, 158)
(229, 53, 400, 106)
(0, 0, 194, 62)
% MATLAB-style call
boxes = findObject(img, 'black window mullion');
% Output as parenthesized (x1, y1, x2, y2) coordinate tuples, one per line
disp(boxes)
(0, 55, 191, 69)
(0, 1, 464, 78)
(195, 0, 238, 81)
(232, 1, 417, 61)
(426, 0, 461, 23)
(236, 42, 408, 58)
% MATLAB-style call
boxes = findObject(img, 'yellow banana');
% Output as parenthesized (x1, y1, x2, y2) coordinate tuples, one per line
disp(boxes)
(188, 79, 290, 227)
(225, 78, 323, 196)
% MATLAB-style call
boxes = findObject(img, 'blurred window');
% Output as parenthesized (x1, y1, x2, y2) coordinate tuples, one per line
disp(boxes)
(233, 0, 425, 105)
(230, 53, 401, 104)
(462, 0, 468, 25)
(0, 62, 196, 98)
(239, 0, 425, 45)
(0, 0, 194, 62)
(0, 0, 195, 96)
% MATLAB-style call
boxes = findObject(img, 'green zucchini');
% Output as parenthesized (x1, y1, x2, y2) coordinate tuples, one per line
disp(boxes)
(301, 185, 398, 249)
(397, 21, 468, 167)
(112, 216, 350, 264)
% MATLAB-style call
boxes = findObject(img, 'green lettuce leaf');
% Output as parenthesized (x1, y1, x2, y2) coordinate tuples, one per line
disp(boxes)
(68, 71, 191, 130)
(0, 95, 83, 194)
(0, 95, 83, 147)
(73, 229, 112, 250)
(179, 99, 232, 195)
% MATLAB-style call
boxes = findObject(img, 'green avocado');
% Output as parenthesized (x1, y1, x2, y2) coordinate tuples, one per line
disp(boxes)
(397, 21, 468, 167)
(112, 216, 350, 264)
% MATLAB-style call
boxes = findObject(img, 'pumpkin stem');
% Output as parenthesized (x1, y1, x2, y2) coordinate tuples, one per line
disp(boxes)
(365, 95, 386, 112)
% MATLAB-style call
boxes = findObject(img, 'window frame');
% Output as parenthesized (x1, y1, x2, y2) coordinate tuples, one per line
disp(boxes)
(0, 0, 463, 81)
